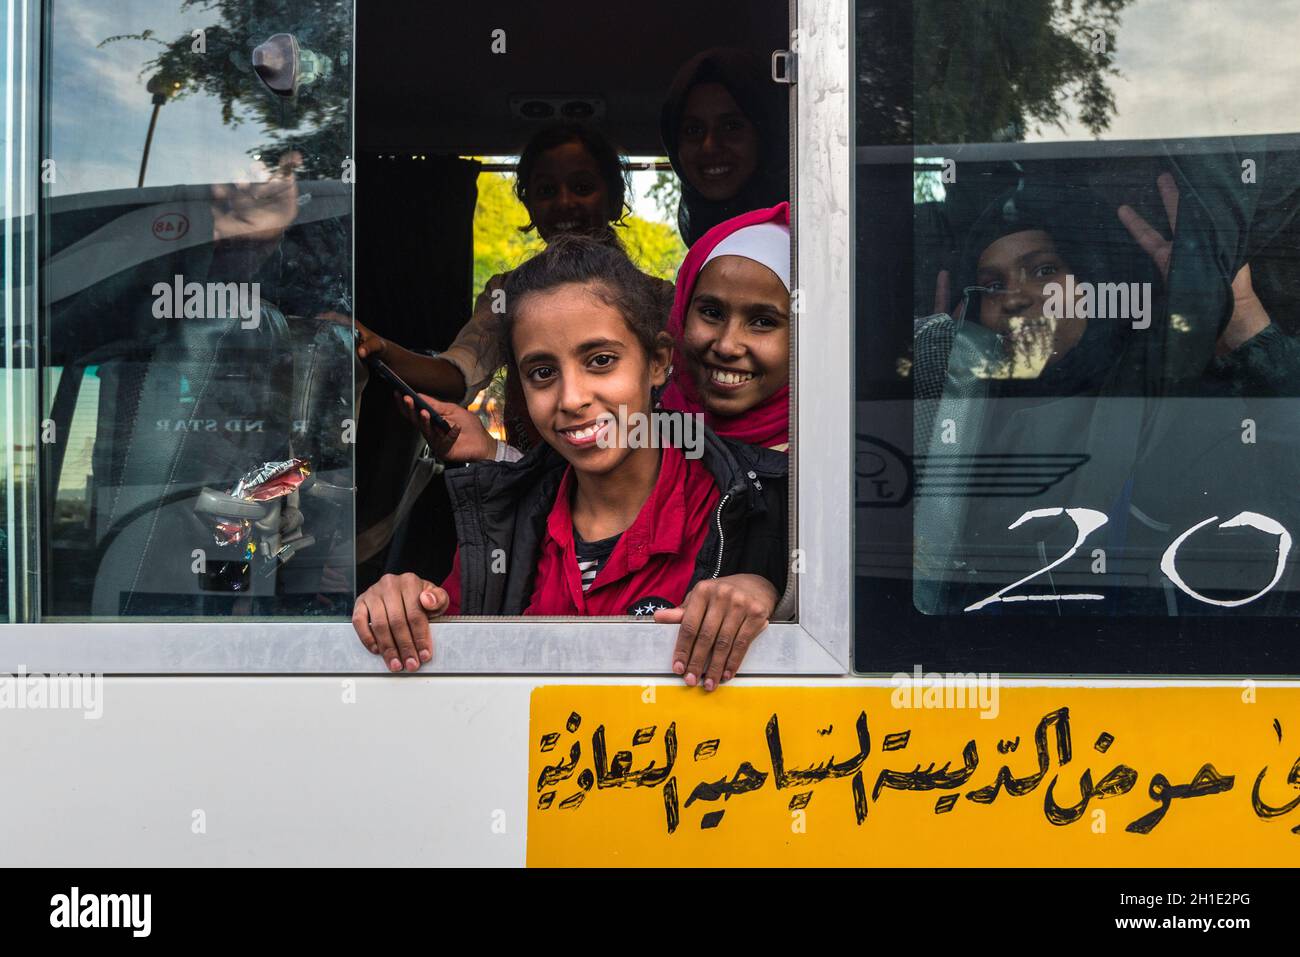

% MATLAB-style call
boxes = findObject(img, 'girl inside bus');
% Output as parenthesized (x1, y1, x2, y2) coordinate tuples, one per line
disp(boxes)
(662, 202, 791, 451)
(353, 236, 789, 688)
(661, 48, 789, 246)
(353, 122, 672, 408)
(912, 183, 1285, 616)
(408, 203, 792, 459)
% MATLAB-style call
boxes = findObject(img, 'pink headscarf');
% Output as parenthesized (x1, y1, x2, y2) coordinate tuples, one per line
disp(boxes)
(661, 202, 791, 450)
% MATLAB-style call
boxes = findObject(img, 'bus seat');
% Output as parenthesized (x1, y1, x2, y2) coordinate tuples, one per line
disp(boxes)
(90, 302, 295, 616)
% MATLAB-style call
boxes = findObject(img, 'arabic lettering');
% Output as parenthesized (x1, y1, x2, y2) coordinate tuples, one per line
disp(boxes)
(532, 707, 1299, 837)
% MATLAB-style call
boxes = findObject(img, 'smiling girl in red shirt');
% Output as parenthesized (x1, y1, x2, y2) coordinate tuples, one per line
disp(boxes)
(353, 236, 789, 690)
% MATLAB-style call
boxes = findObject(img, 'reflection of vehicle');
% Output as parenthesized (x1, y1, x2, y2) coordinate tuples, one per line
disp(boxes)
(43, 182, 355, 616)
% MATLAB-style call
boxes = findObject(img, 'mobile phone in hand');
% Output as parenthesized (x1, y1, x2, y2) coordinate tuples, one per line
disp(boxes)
(364, 355, 453, 434)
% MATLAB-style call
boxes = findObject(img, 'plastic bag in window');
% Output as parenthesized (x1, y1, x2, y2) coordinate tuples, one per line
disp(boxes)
(213, 457, 313, 548)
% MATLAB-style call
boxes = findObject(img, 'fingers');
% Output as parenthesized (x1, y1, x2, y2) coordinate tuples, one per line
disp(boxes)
(255, 170, 296, 199)
(668, 581, 740, 692)
(425, 396, 461, 419)
(395, 392, 420, 426)
(1231, 263, 1254, 298)
(685, 591, 730, 688)
(701, 603, 748, 692)
(419, 395, 458, 443)
(1222, 262, 1271, 351)
(722, 615, 768, 683)
(352, 596, 379, 655)
(356, 328, 385, 359)
(430, 420, 462, 459)
(1156, 171, 1179, 234)
(438, 424, 464, 458)
(427, 396, 498, 461)
(1116, 203, 1162, 255)
(379, 589, 420, 673)
(401, 585, 441, 665)
(350, 575, 443, 673)
(395, 394, 461, 451)
(1117, 203, 1172, 280)
(1119, 172, 1180, 283)
(670, 575, 776, 689)
(362, 593, 400, 671)
(665, 594, 701, 680)
(420, 585, 449, 617)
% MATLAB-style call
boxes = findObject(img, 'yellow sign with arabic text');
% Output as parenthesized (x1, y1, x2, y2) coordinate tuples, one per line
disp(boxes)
(527, 685, 1300, 867)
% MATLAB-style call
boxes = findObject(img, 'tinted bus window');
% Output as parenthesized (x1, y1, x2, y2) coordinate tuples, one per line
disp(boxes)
(40, 0, 354, 618)
(855, 0, 1300, 674)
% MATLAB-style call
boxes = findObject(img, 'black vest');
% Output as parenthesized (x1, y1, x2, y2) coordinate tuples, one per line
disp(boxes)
(441, 429, 789, 615)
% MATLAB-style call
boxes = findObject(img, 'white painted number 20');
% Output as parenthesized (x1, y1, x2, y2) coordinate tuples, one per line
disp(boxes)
(1160, 512, 1291, 608)
(965, 508, 1291, 612)
(965, 508, 1108, 612)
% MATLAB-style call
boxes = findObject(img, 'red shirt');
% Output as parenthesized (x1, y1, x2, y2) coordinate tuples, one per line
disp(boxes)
(440, 445, 721, 616)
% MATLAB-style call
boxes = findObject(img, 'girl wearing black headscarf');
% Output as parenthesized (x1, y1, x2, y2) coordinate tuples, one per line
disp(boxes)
(914, 184, 1278, 617)
(947, 184, 1129, 399)
(661, 47, 789, 246)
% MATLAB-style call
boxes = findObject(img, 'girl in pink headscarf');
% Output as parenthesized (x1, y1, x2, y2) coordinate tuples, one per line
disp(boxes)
(662, 202, 791, 452)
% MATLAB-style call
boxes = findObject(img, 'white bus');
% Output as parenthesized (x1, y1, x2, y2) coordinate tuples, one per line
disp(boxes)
(3, 0, 1298, 868)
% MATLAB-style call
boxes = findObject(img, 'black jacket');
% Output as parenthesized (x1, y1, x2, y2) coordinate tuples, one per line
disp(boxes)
(441, 429, 789, 615)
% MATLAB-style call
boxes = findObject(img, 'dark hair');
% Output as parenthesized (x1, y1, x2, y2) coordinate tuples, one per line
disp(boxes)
(513, 123, 631, 233)
(497, 234, 672, 371)
(660, 47, 790, 245)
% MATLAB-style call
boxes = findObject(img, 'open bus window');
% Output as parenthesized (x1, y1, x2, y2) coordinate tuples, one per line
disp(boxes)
(347, 0, 811, 674)
(854, 0, 1300, 676)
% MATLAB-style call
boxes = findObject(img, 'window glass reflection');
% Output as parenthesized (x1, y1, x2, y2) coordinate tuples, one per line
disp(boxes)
(41, 0, 354, 618)
(856, 0, 1300, 673)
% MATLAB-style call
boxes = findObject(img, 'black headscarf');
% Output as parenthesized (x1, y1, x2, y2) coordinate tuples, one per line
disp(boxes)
(950, 183, 1131, 399)
(660, 47, 789, 246)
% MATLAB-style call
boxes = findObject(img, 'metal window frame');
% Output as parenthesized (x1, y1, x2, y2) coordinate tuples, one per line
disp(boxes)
(3, 0, 41, 623)
(0, 0, 852, 676)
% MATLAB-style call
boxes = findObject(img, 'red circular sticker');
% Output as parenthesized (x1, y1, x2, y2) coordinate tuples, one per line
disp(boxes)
(152, 213, 190, 241)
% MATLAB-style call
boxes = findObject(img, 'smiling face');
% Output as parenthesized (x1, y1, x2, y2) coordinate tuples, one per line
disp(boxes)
(676, 82, 760, 202)
(683, 256, 790, 417)
(975, 229, 1084, 375)
(512, 283, 671, 476)
(524, 141, 613, 242)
